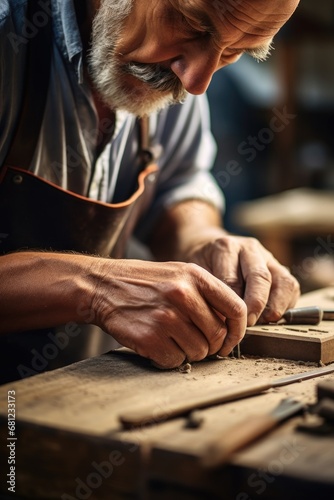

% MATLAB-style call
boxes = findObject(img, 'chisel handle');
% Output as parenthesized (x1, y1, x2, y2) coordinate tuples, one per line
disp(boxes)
(202, 397, 305, 467)
(202, 414, 277, 467)
(282, 306, 322, 325)
(119, 380, 272, 428)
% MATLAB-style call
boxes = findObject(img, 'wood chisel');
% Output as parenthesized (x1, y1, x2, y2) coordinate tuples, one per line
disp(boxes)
(201, 397, 306, 468)
(280, 306, 334, 325)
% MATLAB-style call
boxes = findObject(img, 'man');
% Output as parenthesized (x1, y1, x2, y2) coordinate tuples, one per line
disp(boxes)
(0, 0, 300, 382)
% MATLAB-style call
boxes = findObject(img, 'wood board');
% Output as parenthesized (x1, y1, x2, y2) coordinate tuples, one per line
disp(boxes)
(1, 347, 334, 498)
(1, 287, 334, 499)
(148, 417, 334, 500)
(241, 286, 334, 363)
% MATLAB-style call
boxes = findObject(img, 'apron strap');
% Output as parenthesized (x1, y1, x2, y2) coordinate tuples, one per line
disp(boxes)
(5, 0, 53, 168)
(138, 115, 155, 167)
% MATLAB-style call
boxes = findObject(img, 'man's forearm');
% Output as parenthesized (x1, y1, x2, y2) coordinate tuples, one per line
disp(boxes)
(148, 199, 225, 261)
(0, 251, 100, 333)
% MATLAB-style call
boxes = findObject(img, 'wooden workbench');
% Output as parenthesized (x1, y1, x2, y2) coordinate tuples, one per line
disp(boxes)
(1, 288, 334, 499)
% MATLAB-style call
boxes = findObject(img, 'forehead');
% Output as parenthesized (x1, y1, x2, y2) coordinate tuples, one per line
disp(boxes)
(167, 0, 299, 39)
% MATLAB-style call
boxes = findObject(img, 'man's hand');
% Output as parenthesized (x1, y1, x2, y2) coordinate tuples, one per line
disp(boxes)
(93, 259, 247, 368)
(149, 200, 300, 327)
(0, 252, 246, 369)
(183, 230, 300, 326)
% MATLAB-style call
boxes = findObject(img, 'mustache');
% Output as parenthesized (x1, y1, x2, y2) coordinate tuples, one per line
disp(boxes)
(123, 62, 186, 100)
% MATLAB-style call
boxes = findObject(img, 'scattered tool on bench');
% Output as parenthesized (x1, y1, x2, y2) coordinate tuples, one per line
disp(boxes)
(298, 379, 334, 435)
(202, 397, 306, 468)
(280, 306, 334, 325)
(119, 363, 334, 429)
(203, 380, 334, 467)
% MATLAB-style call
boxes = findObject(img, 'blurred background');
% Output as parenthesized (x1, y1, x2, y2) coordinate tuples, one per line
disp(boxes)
(207, 0, 334, 293)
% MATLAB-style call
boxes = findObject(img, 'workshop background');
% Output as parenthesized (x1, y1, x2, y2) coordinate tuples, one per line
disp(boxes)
(207, 0, 334, 293)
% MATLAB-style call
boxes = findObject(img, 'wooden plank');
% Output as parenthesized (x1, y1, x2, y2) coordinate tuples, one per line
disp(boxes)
(0, 420, 142, 499)
(1, 287, 334, 498)
(147, 404, 334, 499)
(241, 287, 334, 363)
(0, 352, 327, 498)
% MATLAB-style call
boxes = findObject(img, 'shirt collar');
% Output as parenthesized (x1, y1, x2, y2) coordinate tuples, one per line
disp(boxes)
(53, 0, 83, 82)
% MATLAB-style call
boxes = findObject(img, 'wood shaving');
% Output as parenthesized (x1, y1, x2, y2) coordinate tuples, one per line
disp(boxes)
(178, 362, 192, 374)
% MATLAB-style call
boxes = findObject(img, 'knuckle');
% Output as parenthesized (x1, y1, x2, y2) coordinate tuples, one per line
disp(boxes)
(250, 295, 267, 311)
(153, 307, 178, 325)
(170, 281, 192, 303)
(184, 261, 206, 280)
(134, 332, 156, 358)
(239, 236, 262, 252)
(153, 353, 185, 370)
(188, 345, 209, 362)
(230, 298, 247, 318)
(249, 267, 272, 285)
(208, 329, 227, 355)
(136, 338, 183, 370)
(185, 261, 200, 273)
(264, 308, 282, 322)
(164, 267, 195, 300)
(246, 236, 260, 248)
(222, 276, 240, 289)
(212, 237, 231, 251)
(281, 273, 300, 293)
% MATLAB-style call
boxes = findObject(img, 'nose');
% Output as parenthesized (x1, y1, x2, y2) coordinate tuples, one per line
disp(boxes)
(170, 51, 220, 95)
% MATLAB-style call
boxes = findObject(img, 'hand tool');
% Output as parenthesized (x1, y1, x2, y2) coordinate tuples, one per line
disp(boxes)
(297, 379, 334, 435)
(201, 397, 306, 468)
(119, 362, 334, 429)
(280, 306, 334, 325)
(202, 381, 334, 468)
(311, 379, 334, 423)
(317, 379, 334, 401)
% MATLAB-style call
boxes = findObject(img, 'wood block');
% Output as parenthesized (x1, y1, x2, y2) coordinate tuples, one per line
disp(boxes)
(241, 323, 334, 363)
(241, 287, 334, 363)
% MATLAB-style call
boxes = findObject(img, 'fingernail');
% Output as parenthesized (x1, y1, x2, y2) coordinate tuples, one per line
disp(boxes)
(247, 313, 257, 326)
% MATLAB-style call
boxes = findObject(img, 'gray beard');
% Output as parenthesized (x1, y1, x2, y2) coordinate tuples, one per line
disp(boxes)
(88, 0, 187, 116)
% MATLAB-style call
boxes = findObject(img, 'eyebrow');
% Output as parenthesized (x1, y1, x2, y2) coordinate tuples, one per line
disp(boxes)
(174, 1, 217, 36)
(243, 40, 274, 62)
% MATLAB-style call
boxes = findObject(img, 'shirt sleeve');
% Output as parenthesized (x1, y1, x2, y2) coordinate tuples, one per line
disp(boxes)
(135, 93, 225, 241)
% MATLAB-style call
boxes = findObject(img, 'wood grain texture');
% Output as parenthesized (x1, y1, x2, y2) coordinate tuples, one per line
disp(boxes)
(242, 286, 334, 363)
(1, 288, 334, 499)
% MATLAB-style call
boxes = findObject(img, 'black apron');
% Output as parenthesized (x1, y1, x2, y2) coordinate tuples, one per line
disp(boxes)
(0, 0, 159, 383)
(0, 139, 159, 259)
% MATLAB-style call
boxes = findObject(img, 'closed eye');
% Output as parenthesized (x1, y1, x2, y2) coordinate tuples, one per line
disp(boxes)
(226, 41, 274, 63)
(244, 42, 274, 62)
(179, 14, 213, 40)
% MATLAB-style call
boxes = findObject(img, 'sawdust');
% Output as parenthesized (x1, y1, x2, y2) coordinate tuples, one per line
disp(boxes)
(227, 355, 320, 380)
(175, 354, 322, 389)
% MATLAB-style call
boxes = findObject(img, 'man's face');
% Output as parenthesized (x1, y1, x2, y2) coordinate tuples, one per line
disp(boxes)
(88, 0, 299, 116)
